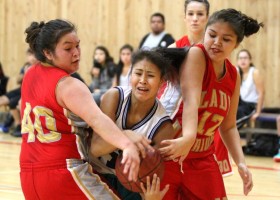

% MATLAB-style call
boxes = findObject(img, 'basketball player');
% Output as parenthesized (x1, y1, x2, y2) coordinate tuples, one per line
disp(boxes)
(158, 8, 263, 199)
(20, 19, 152, 200)
(67, 49, 178, 199)
(159, 0, 233, 178)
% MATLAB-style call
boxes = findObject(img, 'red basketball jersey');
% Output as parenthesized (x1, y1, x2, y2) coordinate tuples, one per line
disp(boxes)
(20, 63, 83, 165)
(187, 44, 237, 158)
(175, 35, 191, 47)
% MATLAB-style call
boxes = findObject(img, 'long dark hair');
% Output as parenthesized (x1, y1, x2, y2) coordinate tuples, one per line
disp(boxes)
(130, 48, 190, 84)
(116, 44, 134, 85)
(0, 62, 5, 78)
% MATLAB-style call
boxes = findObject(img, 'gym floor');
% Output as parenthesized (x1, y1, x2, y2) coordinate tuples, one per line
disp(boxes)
(0, 133, 279, 200)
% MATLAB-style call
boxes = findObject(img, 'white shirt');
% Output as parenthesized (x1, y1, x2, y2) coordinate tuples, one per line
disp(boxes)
(240, 67, 259, 103)
(141, 31, 166, 49)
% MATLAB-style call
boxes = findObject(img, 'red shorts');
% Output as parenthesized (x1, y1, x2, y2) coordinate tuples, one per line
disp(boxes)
(20, 159, 119, 200)
(161, 154, 227, 200)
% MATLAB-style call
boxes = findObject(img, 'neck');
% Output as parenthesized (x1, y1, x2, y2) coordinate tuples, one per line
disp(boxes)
(188, 32, 204, 45)
(130, 95, 155, 114)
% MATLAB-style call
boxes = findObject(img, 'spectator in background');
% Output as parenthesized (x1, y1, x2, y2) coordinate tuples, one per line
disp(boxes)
(112, 44, 134, 88)
(139, 12, 175, 49)
(0, 62, 9, 96)
(236, 49, 265, 129)
(0, 48, 38, 136)
(89, 46, 116, 106)
(273, 116, 280, 162)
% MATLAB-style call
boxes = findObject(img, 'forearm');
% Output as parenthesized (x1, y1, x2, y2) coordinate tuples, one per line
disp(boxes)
(90, 133, 118, 157)
(256, 94, 264, 114)
(181, 104, 198, 152)
(88, 112, 132, 151)
(220, 127, 246, 165)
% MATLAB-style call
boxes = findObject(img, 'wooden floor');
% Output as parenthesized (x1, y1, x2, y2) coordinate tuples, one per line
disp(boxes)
(0, 133, 280, 200)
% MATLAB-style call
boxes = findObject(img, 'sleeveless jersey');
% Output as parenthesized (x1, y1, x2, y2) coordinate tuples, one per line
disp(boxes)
(91, 86, 171, 174)
(240, 67, 258, 103)
(188, 44, 237, 158)
(20, 63, 85, 165)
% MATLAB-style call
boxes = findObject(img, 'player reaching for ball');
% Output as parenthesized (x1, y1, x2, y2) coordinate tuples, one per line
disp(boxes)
(67, 49, 178, 200)
(158, 8, 263, 199)
(20, 19, 152, 200)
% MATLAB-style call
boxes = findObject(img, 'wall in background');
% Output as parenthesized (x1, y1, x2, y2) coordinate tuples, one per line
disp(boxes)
(0, 0, 279, 106)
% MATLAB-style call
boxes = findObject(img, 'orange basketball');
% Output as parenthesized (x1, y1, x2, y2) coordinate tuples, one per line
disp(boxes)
(115, 149, 165, 193)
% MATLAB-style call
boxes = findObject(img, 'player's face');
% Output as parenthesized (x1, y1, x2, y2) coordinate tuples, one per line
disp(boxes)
(237, 51, 251, 70)
(204, 22, 238, 64)
(151, 16, 165, 35)
(185, 2, 208, 35)
(120, 48, 132, 66)
(130, 59, 162, 102)
(94, 49, 106, 65)
(45, 31, 80, 74)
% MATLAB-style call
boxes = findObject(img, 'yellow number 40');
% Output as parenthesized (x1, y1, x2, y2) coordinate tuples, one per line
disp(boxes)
(21, 102, 61, 143)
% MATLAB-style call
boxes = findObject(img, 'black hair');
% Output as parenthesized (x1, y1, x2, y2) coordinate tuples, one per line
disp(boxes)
(0, 61, 5, 77)
(116, 44, 134, 85)
(25, 19, 76, 62)
(151, 12, 165, 24)
(207, 8, 264, 44)
(184, 0, 210, 15)
(93, 46, 115, 78)
(130, 48, 188, 83)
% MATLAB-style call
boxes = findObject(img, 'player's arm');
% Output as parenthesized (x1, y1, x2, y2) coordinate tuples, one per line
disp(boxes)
(152, 120, 176, 149)
(252, 69, 265, 119)
(159, 47, 205, 163)
(56, 77, 140, 181)
(91, 88, 152, 157)
(90, 88, 121, 157)
(219, 73, 253, 195)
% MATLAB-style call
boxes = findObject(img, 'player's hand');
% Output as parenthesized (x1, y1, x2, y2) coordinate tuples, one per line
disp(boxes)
(238, 163, 253, 195)
(124, 130, 154, 158)
(141, 174, 169, 200)
(121, 143, 140, 182)
(159, 137, 190, 164)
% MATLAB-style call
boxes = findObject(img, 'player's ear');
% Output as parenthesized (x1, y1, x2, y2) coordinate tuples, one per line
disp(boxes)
(43, 49, 53, 61)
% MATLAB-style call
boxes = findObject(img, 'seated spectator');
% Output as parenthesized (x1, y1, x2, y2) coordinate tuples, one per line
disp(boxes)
(112, 44, 134, 87)
(0, 48, 38, 136)
(88, 46, 116, 106)
(236, 49, 265, 129)
(273, 116, 280, 162)
(0, 62, 9, 96)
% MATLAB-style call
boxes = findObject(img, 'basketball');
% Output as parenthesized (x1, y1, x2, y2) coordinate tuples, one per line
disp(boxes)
(115, 149, 165, 193)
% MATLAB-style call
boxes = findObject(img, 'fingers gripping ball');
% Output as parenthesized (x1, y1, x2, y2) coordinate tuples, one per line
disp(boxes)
(115, 149, 165, 193)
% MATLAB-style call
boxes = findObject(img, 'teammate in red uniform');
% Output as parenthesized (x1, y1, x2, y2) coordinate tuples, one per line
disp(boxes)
(159, 8, 263, 199)
(20, 19, 152, 200)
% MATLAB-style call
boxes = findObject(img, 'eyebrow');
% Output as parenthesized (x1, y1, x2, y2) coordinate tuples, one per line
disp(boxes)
(208, 29, 234, 37)
(134, 68, 156, 73)
(63, 40, 80, 45)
